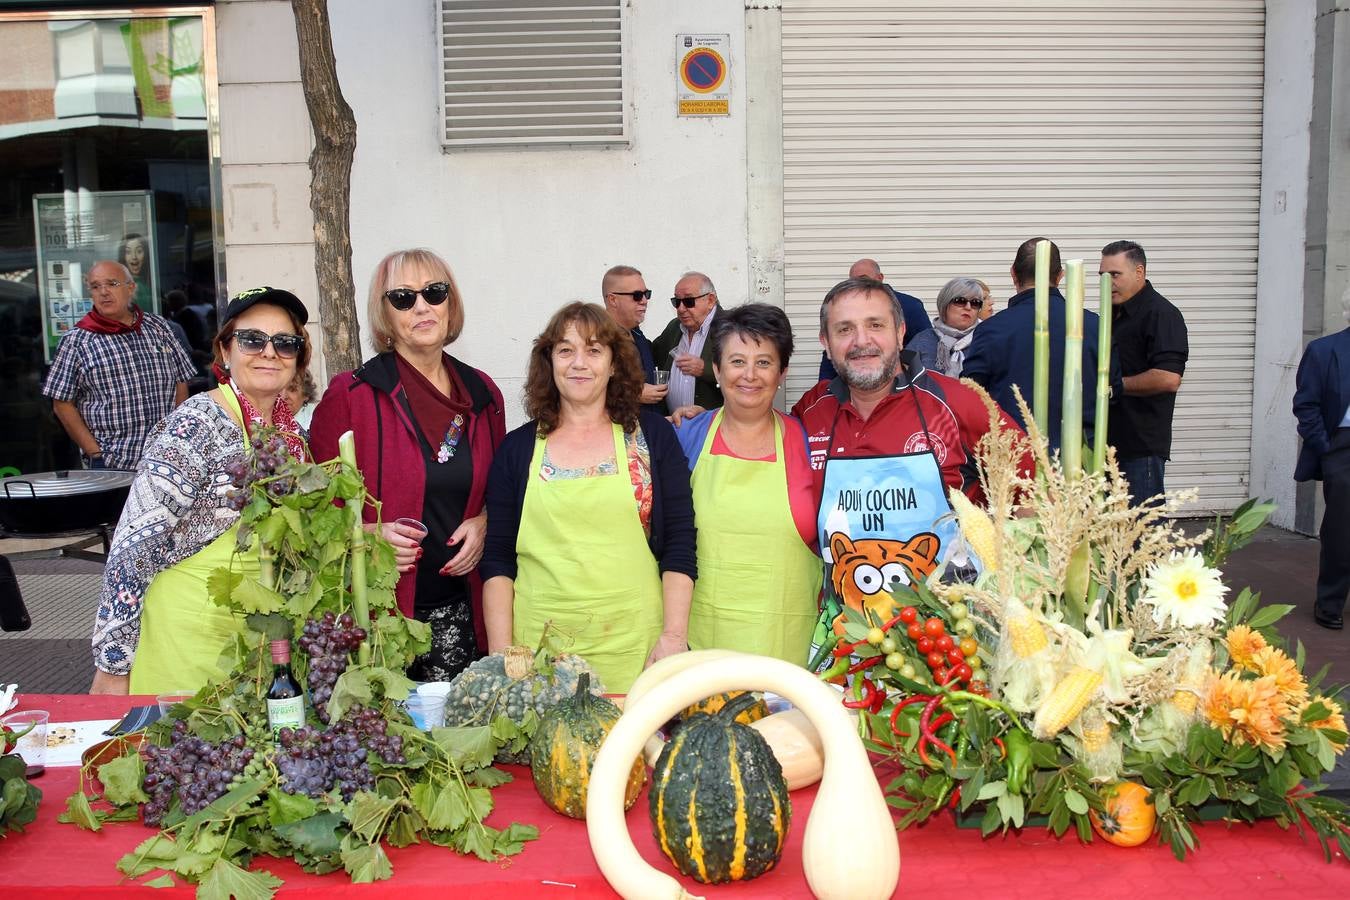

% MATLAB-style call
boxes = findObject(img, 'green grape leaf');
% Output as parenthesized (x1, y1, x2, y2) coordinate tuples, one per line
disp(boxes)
(197, 858, 283, 900)
(296, 464, 331, 494)
(431, 725, 496, 769)
(274, 810, 344, 858)
(56, 791, 101, 831)
(264, 788, 317, 826)
(385, 808, 423, 848)
(341, 839, 393, 883)
(207, 569, 243, 609)
(244, 612, 293, 642)
(466, 767, 513, 788)
(116, 834, 182, 878)
(411, 780, 467, 831)
(143, 874, 176, 889)
(493, 822, 540, 857)
(345, 793, 398, 842)
(460, 823, 499, 861)
(232, 578, 286, 615)
(97, 752, 149, 806)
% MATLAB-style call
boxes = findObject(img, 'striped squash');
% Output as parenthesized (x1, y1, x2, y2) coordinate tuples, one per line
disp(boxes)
(529, 673, 643, 819)
(680, 690, 771, 726)
(649, 692, 790, 883)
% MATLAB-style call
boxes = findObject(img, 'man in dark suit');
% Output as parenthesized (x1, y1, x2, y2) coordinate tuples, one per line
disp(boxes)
(653, 271, 723, 413)
(1293, 311, 1350, 630)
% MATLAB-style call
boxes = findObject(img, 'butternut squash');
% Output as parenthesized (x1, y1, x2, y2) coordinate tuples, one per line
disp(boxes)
(587, 652, 900, 900)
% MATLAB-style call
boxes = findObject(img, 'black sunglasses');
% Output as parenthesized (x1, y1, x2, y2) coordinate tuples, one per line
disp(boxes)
(949, 297, 985, 310)
(384, 282, 451, 311)
(609, 289, 652, 302)
(671, 292, 712, 309)
(229, 328, 305, 359)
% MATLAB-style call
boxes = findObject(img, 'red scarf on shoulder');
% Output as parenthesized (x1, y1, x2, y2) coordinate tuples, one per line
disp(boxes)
(76, 305, 143, 334)
(221, 381, 308, 461)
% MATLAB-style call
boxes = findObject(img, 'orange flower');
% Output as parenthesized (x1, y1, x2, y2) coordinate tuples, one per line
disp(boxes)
(1251, 646, 1309, 708)
(1224, 625, 1266, 671)
(1303, 696, 1348, 753)
(1203, 671, 1289, 752)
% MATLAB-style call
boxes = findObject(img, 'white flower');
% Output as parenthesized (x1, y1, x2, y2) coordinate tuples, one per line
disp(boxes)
(1139, 551, 1228, 629)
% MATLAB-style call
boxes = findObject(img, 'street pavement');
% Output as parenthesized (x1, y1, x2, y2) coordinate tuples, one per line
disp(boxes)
(1, 524, 1345, 789)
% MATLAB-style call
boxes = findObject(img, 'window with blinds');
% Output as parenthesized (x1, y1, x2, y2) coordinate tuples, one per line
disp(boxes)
(438, 0, 627, 149)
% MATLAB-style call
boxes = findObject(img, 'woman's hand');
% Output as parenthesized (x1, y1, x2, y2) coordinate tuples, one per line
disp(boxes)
(90, 670, 129, 695)
(667, 404, 705, 426)
(440, 513, 487, 577)
(645, 631, 687, 669)
(372, 521, 423, 573)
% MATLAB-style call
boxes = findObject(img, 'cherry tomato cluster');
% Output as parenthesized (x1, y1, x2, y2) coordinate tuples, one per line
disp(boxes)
(868, 602, 986, 689)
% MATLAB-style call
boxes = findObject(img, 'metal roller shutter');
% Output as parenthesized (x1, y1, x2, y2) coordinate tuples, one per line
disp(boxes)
(781, 0, 1264, 514)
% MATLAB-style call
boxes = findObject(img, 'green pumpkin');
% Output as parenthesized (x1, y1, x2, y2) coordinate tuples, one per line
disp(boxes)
(649, 692, 791, 884)
(679, 690, 771, 727)
(529, 673, 644, 819)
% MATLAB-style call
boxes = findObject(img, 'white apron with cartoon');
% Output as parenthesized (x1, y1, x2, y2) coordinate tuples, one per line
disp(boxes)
(807, 383, 963, 669)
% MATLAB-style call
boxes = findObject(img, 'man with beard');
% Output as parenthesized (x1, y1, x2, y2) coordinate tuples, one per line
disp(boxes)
(792, 277, 1025, 667)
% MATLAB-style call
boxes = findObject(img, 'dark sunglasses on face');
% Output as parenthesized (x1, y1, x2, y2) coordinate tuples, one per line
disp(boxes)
(384, 282, 451, 311)
(610, 289, 652, 302)
(671, 292, 712, 309)
(229, 328, 305, 358)
(949, 297, 985, 310)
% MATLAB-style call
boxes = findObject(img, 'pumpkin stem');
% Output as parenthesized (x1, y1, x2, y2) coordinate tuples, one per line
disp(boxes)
(714, 690, 762, 724)
(574, 672, 592, 707)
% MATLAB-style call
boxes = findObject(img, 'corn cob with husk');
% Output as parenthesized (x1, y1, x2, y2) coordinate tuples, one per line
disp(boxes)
(1033, 665, 1103, 739)
(1073, 706, 1122, 782)
(949, 489, 1000, 574)
(993, 596, 1059, 713)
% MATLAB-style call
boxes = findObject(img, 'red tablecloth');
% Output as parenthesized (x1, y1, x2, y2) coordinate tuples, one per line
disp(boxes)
(5, 695, 1349, 898)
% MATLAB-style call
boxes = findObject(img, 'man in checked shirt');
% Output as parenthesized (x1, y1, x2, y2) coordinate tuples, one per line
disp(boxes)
(43, 260, 196, 470)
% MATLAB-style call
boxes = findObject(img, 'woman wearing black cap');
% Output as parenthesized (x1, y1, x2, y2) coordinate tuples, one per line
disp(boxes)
(89, 287, 312, 694)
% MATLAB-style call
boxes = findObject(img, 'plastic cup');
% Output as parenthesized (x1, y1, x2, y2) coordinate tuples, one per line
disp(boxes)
(2, 709, 49, 777)
(404, 694, 446, 731)
(653, 369, 671, 386)
(156, 692, 193, 717)
(395, 517, 429, 542)
(417, 682, 453, 701)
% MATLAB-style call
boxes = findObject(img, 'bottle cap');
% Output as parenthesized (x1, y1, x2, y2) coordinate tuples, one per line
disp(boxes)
(270, 639, 291, 663)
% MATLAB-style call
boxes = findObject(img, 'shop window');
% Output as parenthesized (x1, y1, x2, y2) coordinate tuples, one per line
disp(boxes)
(439, 0, 627, 148)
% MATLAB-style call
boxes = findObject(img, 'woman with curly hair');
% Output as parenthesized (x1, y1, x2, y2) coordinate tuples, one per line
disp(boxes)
(480, 302, 695, 692)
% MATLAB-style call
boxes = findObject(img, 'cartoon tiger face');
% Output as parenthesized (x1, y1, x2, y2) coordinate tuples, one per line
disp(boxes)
(828, 531, 941, 635)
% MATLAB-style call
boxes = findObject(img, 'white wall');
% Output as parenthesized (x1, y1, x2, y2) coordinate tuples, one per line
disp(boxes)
(329, 0, 750, 425)
(1250, 0, 1317, 530)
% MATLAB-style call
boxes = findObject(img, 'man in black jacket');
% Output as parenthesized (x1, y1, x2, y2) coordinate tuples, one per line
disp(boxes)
(653, 271, 723, 412)
(1099, 241, 1188, 506)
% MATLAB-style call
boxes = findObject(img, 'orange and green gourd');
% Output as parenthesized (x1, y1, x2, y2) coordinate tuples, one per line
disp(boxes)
(679, 689, 771, 726)
(529, 673, 643, 819)
(649, 691, 791, 883)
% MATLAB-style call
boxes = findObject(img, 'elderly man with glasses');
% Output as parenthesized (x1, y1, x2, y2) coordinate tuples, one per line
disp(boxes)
(42, 260, 196, 470)
(602, 263, 667, 411)
(653, 271, 724, 413)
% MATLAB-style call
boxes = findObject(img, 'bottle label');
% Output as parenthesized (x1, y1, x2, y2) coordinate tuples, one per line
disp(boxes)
(267, 695, 306, 735)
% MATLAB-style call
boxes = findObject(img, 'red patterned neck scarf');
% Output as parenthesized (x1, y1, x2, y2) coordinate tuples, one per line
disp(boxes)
(225, 382, 308, 461)
(77, 304, 144, 334)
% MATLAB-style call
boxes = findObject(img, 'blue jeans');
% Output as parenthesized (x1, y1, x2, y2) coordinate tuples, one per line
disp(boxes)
(1119, 455, 1165, 507)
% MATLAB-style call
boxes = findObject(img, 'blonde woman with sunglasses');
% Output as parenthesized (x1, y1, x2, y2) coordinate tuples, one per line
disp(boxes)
(309, 249, 505, 682)
(91, 288, 312, 694)
(906, 277, 987, 378)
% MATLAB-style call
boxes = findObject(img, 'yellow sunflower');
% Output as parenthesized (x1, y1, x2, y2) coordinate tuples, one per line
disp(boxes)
(1251, 646, 1309, 708)
(1203, 671, 1289, 752)
(1224, 625, 1267, 671)
(1140, 551, 1228, 629)
(1303, 696, 1348, 753)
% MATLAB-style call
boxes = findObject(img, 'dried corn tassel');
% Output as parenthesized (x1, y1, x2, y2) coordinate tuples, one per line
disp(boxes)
(1033, 665, 1103, 739)
(950, 489, 1000, 573)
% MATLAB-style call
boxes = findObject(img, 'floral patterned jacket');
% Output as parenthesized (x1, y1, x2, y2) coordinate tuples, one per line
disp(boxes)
(91, 394, 247, 675)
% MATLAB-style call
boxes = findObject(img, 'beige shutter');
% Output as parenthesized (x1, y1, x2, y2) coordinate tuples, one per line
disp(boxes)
(781, 0, 1264, 514)
(438, 0, 627, 148)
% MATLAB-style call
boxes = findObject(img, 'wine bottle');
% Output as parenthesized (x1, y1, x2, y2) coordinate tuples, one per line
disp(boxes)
(266, 638, 306, 735)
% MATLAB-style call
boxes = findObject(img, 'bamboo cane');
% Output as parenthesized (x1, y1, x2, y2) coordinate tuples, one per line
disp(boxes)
(1093, 272, 1113, 473)
(338, 430, 372, 666)
(1033, 240, 1051, 432)
(1061, 260, 1085, 479)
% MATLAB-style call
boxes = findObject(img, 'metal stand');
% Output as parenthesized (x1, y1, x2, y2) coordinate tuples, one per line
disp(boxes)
(0, 527, 113, 565)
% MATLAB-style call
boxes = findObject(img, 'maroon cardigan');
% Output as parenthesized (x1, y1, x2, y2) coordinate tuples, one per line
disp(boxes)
(308, 352, 506, 649)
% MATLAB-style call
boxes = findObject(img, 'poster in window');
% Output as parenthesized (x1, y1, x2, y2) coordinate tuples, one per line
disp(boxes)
(32, 191, 158, 363)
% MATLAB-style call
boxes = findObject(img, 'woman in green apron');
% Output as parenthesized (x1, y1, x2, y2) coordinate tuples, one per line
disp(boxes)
(671, 304, 822, 665)
(481, 302, 697, 693)
(90, 287, 312, 694)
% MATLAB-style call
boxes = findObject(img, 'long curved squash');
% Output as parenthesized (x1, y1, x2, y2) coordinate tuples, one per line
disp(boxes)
(587, 653, 900, 900)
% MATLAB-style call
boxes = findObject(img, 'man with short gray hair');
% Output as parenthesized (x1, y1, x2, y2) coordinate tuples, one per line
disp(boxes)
(653, 271, 723, 412)
(42, 260, 195, 469)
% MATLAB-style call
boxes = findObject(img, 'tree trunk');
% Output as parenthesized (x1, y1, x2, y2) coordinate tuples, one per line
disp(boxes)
(291, 0, 360, 378)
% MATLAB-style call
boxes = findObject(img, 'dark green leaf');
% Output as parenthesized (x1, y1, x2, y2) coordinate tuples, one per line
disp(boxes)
(1063, 789, 1089, 815)
(274, 810, 345, 858)
(244, 612, 293, 641)
(265, 788, 317, 826)
(1247, 604, 1296, 630)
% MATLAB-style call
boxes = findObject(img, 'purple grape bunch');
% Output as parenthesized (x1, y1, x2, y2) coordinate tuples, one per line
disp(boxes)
(141, 720, 257, 826)
(298, 611, 367, 721)
(224, 433, 294, 511)
(274, 707, 404, 800)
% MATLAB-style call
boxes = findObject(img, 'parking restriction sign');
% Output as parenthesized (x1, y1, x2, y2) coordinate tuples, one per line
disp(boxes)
(676, 34, 730, 116)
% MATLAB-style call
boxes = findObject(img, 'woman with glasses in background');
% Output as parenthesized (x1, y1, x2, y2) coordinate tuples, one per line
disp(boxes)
(91, 287, 312, 694)
(907, 277, 987, 378)
(309, 249, 505, 682)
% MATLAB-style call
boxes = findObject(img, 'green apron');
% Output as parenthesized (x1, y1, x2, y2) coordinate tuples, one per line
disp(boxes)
(687, 410, 823, 664)
(129, 386, 258, 694)
(512, 423, 663, 693)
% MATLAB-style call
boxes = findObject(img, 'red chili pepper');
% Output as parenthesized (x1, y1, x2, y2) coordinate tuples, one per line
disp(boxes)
(842, 677, 878, 710)
(949, 785, 962, 808)
(846, 655, 884, 676)
(833, 636, 872, 658)
(927, 712, 955, 735)
(917, 737, 933, 768)
(879, 611, 907, 633)
(918, 692, 945, 738)
(925, 734, 959, 767)
(888, 694, 932, 737)
(869, 684, 887, 714)
(992, 737, 1007, 761)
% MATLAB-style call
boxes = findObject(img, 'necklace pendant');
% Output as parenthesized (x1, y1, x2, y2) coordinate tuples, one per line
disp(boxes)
(436, 413, 466, 464)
